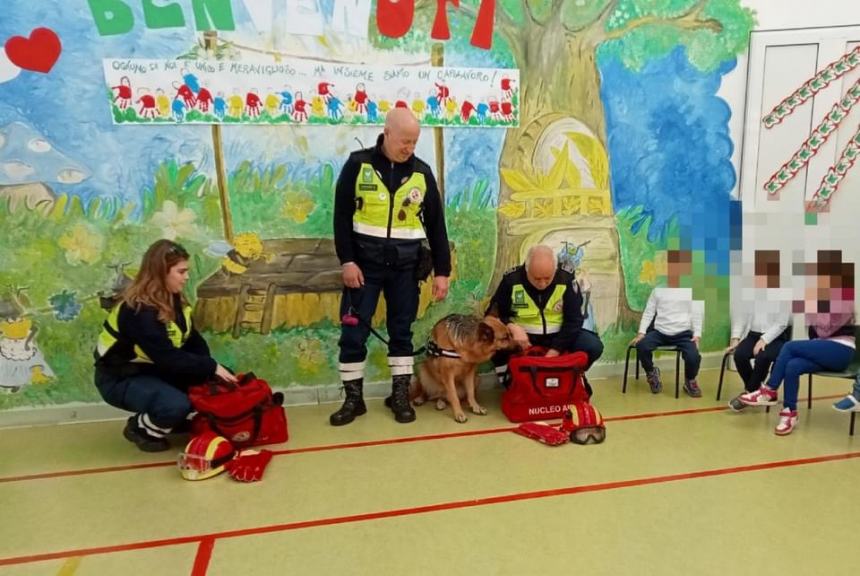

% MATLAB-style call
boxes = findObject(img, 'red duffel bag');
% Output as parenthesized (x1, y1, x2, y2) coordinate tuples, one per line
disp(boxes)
(188, 372, 288, 448)
(501, 347, 589, 422)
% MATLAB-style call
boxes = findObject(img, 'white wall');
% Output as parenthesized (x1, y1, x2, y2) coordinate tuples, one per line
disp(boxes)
(721, 0, 860, 199)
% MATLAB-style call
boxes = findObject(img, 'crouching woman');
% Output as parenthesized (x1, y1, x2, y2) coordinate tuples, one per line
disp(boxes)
(94, 240, 236, 452)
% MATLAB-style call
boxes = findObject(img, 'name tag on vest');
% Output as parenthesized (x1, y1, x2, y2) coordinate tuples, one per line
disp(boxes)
(358, 184, 378, 191)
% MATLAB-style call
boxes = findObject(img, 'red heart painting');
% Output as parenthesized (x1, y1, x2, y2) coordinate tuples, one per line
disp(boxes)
(4, 28, 62, 74)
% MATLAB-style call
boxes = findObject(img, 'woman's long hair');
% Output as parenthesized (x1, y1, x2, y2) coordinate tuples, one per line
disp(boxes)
(122, 240, 190, 323)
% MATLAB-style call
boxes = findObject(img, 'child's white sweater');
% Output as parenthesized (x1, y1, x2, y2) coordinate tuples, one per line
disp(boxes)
(638, 287, 704, 338)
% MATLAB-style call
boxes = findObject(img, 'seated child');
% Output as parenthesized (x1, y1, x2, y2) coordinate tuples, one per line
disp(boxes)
(726, 250, 791, 411)
(739, 250, 855, 436)
(630, 250, 704, 397)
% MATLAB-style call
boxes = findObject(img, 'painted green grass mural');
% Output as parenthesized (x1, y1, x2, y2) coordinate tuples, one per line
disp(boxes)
(0, 161, 498, 407)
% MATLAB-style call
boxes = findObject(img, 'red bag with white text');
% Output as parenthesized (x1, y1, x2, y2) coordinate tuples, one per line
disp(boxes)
(501, 348, 589, 422)
(189, 373, 288, 448)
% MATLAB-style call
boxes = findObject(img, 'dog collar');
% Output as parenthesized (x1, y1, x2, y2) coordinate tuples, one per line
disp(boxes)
(425, 339, 461, 358)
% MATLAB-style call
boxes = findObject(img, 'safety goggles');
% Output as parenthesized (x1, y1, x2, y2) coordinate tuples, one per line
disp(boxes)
(569, 426, 606, 445)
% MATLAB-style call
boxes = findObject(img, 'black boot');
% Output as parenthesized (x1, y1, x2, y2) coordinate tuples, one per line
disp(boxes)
(387, 374, 415, 423)
(123, 416, 170, 452)
(329, 379, 367, 426)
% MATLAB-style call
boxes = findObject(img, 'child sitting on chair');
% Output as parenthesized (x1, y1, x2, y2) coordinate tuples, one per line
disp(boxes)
(630, 250, 704, 397)
(726, 250, 792, 411)
(739, 250, 855, 435)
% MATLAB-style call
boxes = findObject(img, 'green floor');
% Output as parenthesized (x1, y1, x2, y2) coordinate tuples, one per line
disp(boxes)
(0, 369, 857, 575)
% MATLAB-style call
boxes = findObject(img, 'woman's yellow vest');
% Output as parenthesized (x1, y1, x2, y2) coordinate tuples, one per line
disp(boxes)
(96, 303, 193, 363)
(352, 162, 426, 240)
(512, 283, 566, 335)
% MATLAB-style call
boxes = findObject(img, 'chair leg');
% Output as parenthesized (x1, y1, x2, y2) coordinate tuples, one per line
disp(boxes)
(808, 373, 813, 410)
(674, 350, 681, 399)
(635, 350, 640, 380)
(851, 412, 856, 436)
(623, 346, 634, 393)
(717, 352, 729, 401)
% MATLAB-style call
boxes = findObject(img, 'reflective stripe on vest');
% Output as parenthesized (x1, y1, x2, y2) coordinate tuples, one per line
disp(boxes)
(353, 162, 426, 239)
(96, 303, 193, 362)
(511, 283, 565, 335)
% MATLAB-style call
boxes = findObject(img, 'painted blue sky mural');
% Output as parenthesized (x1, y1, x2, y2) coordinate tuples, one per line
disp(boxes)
(601, 47, 738, 275)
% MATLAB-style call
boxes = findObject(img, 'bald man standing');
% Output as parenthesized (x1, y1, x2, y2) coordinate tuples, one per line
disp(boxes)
(486, 245, 604, 393)
(331, 108, 451, 426)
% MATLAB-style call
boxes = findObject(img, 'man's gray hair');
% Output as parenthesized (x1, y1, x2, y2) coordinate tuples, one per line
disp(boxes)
(524, 245, 555, 273)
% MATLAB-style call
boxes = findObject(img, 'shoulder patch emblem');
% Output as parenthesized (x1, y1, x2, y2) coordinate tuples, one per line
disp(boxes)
(361, 166, 374, 183)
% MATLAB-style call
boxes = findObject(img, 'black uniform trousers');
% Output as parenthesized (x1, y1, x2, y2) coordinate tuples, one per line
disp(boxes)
(338, 241, 420, 363)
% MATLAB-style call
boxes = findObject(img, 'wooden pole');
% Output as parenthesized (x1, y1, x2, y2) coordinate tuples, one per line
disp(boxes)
(203, 30, 234, 243)
(431, 43, 445, 201)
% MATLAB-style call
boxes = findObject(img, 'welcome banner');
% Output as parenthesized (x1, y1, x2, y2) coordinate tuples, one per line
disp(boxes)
(103, 58, 519, 128)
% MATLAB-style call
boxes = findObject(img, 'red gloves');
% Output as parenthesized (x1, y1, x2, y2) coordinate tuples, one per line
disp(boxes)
(513, 422, 569, 446)
(224, 449, 274, 482)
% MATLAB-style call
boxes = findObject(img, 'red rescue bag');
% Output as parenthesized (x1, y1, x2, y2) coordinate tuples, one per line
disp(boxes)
(188, 373, 288, 448)
(501, 347, 589, 422)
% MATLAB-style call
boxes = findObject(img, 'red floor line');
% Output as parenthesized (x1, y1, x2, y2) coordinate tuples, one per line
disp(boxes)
(0, 392, 846, 485)
(1, 449, 858, 568)
(0, 461, 176, 484)
(190, 538, 215, 576)
(276, 427, 514, 455)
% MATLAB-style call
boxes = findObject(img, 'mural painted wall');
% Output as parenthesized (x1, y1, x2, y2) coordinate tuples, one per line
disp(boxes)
(0, 0, 754, 410)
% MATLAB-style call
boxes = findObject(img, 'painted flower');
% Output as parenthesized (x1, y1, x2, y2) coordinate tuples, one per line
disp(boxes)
(58, 223, 103, 265)
(233, 232, 263, 260)
(149, 200, 197, 240)
(639, 260, 656, 285)
(283, 193, 316, 224)
(295, 338, 323, 373)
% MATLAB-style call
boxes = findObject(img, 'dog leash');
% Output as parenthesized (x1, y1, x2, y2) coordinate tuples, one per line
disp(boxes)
(342, 290, 427, 356)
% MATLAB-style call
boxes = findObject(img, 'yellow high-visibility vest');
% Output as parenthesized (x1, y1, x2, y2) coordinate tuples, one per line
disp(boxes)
(95, 303, 193, 362)
(353, 162, 426, 240)
(511, 283, 565, 335)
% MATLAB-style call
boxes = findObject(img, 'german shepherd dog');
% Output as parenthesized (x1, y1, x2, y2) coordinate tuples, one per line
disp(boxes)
(412, 314, 514, 423)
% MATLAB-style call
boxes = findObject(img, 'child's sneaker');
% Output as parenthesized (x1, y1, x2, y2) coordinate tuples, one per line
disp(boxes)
(738, 385, 778, 406)
(832, 394, 860, 412)
(774, 408, 798, 436)
(728, 394, 747, 412)
(683, 379, 702, 398)
(646, 367, 662, 394)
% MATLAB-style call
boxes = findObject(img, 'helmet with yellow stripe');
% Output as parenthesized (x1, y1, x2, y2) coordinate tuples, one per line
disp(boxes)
(561, 402, 606, 445)
(177, 432, 236, 480)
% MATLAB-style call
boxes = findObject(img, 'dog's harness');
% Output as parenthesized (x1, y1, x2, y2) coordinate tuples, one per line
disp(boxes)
(425, 339, 461, 359)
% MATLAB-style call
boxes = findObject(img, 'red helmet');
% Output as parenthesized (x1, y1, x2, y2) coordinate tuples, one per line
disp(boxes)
(561, 402, 606, 445)
(177, 432, 236, 481)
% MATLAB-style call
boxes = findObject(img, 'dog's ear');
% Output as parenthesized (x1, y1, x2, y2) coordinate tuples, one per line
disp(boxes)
(478, 321, 494, 343)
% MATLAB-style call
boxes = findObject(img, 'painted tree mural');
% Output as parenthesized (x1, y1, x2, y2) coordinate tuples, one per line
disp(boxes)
(405, 0, 754, 329)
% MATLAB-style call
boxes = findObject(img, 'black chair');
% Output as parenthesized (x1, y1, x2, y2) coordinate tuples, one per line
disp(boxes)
(807, 360, 860, 436)
(716, 351, 733, 401)
(622, 343, 683, 399)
